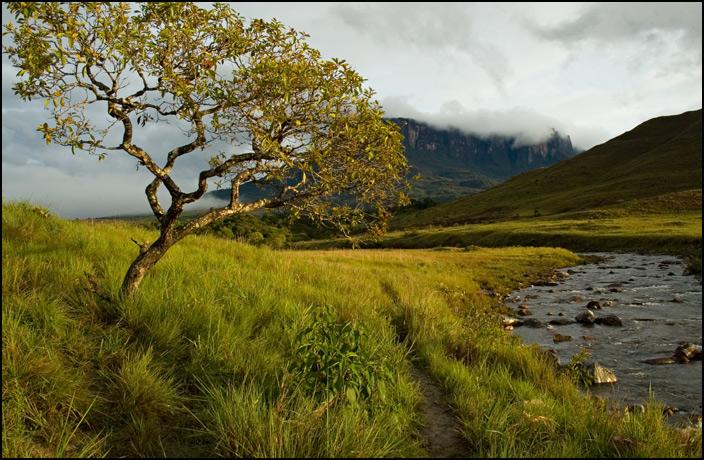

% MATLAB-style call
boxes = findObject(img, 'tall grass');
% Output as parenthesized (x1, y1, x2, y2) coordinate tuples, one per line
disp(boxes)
(2, 202, 701, 457)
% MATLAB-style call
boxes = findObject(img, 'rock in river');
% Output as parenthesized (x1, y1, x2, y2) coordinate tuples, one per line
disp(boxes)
(549, 318, 575, 326)
(575, 310, 595, 325)
(586, 300, 602, 310)
(594, 314, 623, 327)
(585, 362, 618, 384)
(643, 357, 678, 365)
(522, 318, 544, 328)
(674, 343, 703, 363)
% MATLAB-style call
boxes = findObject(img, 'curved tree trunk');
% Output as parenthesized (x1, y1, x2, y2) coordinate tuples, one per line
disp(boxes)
(120, 234, 175, 298)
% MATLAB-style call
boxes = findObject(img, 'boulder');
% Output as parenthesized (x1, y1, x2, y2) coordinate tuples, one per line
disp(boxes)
(522, 318, 544, 328)
(585, 362, 618, 384)
(517, 309, 533, 316)
(594, 315, 623, 327)
(502, 317, 523, 328)
(568, 295, 583, 303)
(673, 343, 702, 363)
(553, 333, 572, 343)
(586, 300, 602, 310)
(643, 357, 677, 365)
(575, 310, 595, 325)
(549, 318, 575, 326)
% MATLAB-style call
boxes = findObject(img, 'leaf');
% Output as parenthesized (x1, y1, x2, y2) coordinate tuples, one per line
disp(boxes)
(345, 387, 357, 404)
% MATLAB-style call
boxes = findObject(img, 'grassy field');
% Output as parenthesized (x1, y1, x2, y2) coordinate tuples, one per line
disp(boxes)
(295, 211, 702, 273)
(3, 201, 701, 458)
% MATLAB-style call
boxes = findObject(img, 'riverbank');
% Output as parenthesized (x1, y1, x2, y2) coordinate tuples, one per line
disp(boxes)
(291, 212, 703, 277)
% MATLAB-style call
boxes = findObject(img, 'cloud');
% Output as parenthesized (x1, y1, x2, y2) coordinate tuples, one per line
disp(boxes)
(536, 2, 701, 46)
(534, 2, 702, 73)
(331, 3, 510, 91)
(381, 96, 610, 149)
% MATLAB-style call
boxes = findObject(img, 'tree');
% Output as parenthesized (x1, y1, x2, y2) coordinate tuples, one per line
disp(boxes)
(4, 2, 409, 297)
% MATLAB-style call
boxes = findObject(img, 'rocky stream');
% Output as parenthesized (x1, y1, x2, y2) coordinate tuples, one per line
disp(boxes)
(504, 253, 702, 424)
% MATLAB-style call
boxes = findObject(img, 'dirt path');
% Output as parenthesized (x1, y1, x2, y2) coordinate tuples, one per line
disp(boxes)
(410, 365, 471, 458)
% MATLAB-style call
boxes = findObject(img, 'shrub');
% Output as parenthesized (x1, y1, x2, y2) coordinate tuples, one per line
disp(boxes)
(289, 306, 394, 405)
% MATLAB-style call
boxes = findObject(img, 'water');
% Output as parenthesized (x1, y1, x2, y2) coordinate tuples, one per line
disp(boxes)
(506, 253, 702, 420)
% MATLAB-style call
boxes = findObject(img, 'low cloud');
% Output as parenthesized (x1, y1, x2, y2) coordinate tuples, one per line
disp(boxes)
(382, 96, 610, 149)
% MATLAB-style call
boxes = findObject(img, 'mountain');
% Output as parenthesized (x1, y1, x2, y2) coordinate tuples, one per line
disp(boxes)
(207, 118, 577, 204)
(388, 117, 577, 201)
(393, 109, 702, 228)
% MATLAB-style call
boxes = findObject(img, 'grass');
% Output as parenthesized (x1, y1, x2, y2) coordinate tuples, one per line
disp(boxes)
(296, 212, 703, 275)
(3, 201, 701, 457)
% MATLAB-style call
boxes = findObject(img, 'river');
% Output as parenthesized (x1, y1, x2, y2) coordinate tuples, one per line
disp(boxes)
(505, 252, 702, 422)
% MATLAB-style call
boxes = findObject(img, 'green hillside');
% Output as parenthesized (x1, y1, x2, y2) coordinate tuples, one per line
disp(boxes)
(394, 109, 702, 228)
(4, 202, 701, 457)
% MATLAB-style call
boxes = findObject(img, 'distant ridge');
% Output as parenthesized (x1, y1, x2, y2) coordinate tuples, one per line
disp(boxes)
(208, 117, 577, 204)
(394, 109, 702, 227)
(387, 117, 577, 201)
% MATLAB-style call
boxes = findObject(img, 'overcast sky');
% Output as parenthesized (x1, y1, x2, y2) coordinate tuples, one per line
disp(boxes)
(2, 2, 702, 217)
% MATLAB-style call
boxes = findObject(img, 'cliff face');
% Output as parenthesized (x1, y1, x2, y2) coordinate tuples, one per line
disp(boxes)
(389, 118, 576, 186)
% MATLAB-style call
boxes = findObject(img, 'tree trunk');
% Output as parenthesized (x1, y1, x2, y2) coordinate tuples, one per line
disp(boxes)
(120, 235, 174, 298)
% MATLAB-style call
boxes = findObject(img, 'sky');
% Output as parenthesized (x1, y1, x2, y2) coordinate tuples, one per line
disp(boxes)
(2, 2, 702, 217)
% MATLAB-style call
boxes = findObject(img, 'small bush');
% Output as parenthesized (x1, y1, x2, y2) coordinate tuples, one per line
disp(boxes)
(289, 306, 394, 405)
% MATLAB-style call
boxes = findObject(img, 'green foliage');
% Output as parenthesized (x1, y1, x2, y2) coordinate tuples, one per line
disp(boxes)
(3, 2, 410, 237)
(290, 306, 394, 405)
(563, 347, 593, 386)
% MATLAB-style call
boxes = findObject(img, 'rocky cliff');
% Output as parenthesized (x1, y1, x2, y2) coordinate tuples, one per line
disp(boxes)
(388, 118, 577, 200)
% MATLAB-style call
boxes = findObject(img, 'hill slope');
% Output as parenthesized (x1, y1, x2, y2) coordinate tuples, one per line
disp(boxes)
(395, 109, 702, 227)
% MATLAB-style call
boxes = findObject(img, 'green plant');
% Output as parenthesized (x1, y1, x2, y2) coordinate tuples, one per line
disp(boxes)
(289, 306, 394, 406)
(564, 347, 593, 386)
